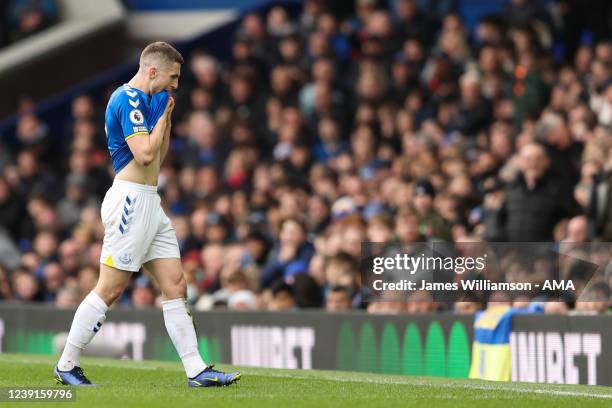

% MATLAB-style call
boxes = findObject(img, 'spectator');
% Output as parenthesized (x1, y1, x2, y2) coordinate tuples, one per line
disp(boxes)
(8, 0, 58, 42)
(574, 282, 610, 315)
(406, 290, 438, 314)
(56, 174, 99, 232)
(204, 213, 230, 244)
(564, 215, 588, 242)
(454, 300, 483, 314)
(447, 71, 493, 137)
(512, 50, 548, 126)
(131, 276, 156, 309)
(323, 252, 358, 287)
(588, 158, 612, 241)
(0, 3, 610, 315)
(289, 273, 323, 308)
(454, 293, 484, 314)
(15, 113, 52, 160)
(12, 269, 41, 302)
(485, 143, 579, 241)
(41, 261, 63, 302)
(544, 301, 570, 314)
(268, 281, 296, 311)
(325, 285, 353, 311)
(14, 149, 59, 202)
(0, 265, 12, 300)
(506, 0, 542, 28)
(536, 113, 581, 187)
(367, 214, 394, 243)
(76, 265, 98, 295)
(182, 111, 226, 168)
(55, 286, 81, 308)
(228, 289, 258, 310)
(199, 243, 225, 295)
(312, 116, 347, 163)
(261, 217, 314, 288)
(413, 179, 452, 241)
(395, 208, 427, 244)
(393, 0, 432, 45)
(208, 266, 254, 307)
(0, 176, 28, 242)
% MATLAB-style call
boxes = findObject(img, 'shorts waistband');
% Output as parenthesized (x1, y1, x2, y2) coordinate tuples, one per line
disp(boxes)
(112, 179, 158, 194)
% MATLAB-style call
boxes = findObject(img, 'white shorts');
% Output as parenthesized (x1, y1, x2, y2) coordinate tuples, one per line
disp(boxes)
(99, 179, 180, 272)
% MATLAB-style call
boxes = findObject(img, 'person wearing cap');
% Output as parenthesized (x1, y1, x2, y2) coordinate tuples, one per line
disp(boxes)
(413, 178, 452, 241)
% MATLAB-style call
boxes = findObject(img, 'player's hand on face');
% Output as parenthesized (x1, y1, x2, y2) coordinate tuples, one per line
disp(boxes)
(165, 96, 175, 114)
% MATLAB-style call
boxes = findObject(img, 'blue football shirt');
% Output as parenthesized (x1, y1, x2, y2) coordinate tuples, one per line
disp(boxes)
(104, 84, 169, 172)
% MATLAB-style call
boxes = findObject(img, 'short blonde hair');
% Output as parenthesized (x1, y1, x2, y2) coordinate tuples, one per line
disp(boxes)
(140, 41, 184, 68)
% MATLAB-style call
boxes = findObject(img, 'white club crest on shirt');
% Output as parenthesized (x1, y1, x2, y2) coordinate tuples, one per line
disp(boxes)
(129, 109, 144, 125)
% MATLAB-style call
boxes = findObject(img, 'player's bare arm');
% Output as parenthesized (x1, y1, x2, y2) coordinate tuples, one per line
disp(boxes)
(117, 97, 174, 185)
(125, 99, 171, 165)
(159, 98, 173, 163)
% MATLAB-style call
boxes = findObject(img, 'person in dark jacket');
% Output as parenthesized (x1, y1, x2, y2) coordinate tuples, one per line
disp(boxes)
(447, 71, 493, 137)
(536, 113, 582, 189)
(485, 143, 579, 241)
(588, 168, 612, 241)
(0, 176, 28, 242)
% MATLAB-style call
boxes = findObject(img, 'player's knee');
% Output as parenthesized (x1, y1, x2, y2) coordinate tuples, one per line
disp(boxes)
(175, 275, 187, 299)
(94, 283, 125, 306)
(165, 273, 186, 299)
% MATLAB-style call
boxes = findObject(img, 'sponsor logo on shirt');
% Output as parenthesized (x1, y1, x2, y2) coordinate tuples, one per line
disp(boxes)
(129, 109, 144, 125)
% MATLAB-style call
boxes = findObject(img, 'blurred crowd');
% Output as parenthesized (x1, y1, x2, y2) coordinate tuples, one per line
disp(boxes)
(0, 0, 58, 48)
(0, 0, 611, 315)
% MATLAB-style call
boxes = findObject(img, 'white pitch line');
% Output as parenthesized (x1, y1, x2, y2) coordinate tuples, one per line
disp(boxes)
(249, 371, 612, 400)
(456, 383, 612, 400)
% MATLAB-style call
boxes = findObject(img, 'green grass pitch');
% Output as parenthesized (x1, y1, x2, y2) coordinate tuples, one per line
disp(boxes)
(1, 353, 612, 408)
